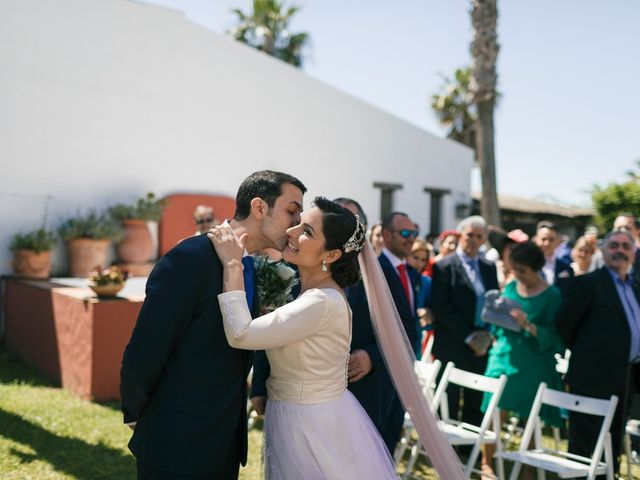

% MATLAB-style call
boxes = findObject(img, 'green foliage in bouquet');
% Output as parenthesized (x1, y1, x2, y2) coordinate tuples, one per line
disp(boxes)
(58, 211, 124, 242)
(10, 228, 57, 253)
(109, 192, 168, 222)
(254, 255, 299, 311)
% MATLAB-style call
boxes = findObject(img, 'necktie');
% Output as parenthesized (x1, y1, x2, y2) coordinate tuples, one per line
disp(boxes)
(397, 263, 412, 308)
(465, 258, 486, 328)
(242, 256, 255, 311)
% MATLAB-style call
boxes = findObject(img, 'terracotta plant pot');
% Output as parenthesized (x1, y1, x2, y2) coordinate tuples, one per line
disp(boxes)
(12, 250, 52, 279)
(89, 283, 124, 297)
(67, 238, 111, 278)
(117, 219, 155, 263)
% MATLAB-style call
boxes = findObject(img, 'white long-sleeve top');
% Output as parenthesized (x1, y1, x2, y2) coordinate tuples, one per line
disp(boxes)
(218, 288, 351, 404)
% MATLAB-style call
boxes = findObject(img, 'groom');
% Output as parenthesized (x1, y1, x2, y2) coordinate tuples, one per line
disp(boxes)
(120, 170, 306, 479)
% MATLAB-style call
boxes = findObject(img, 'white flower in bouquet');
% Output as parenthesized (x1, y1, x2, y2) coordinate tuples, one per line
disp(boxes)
(276, 263, 296, 281)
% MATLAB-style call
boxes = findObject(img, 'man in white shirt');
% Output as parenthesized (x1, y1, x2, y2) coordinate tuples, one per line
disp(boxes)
(534, 220, 574, 293)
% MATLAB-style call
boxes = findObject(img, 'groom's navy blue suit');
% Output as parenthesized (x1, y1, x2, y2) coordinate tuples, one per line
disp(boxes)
(120, 234, 258, 479)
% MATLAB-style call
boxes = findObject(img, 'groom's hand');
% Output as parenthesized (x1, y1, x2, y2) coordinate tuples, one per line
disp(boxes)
(250, 396, 267, 415)
(348, 350, 372, 383)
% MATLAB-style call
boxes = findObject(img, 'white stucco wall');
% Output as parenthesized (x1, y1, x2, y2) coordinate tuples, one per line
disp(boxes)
(0, 0, 473, 276)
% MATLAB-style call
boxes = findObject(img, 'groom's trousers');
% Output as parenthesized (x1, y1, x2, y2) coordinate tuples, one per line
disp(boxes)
(137, 461, 239, 480)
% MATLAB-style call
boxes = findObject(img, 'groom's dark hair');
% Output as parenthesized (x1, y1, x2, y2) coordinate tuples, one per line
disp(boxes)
(234, 170, 306, 220)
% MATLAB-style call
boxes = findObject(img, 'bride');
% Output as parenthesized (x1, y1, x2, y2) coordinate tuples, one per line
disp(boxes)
(209, 197, 463, 479)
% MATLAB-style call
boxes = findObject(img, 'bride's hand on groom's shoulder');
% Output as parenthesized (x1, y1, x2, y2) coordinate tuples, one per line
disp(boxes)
(207, 226, 246, 268)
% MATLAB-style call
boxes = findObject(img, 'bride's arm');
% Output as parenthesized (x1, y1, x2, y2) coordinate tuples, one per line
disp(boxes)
(218, 289, 329, 350)
(207, 224, 246, 293)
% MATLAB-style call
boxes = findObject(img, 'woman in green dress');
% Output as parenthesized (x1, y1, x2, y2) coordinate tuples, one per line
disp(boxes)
(481, 241, 565, 477)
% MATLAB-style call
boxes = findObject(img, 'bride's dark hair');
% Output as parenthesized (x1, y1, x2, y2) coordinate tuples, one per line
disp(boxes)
(314, 196, 364, 288)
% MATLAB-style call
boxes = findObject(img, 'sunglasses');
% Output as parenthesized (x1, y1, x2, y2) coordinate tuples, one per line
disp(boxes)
(392, 229, 419, 239)
(195, 218, 214, 225)
(608, 241, 634, 251)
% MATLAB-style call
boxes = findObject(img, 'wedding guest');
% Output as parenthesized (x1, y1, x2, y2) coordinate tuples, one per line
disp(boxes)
(556, 230, 640, 476)
(193, 205, 217, 235)
(487, 227, 529, 289)
(407, 237, 434, 357)
(425, 229, 459, 277)
(432, 216, 499, 430)
(480, 242, 564, 477)
(584, 226, 604, 272)
(613, 213, 640, 246)
(336, 199, 390, 440)
(613, 212, 640, 279)
(570, 236, 596, 276)
(369, 223, 384, 256)
(375, 211, 421, 452)
(534, 220, 574, 293)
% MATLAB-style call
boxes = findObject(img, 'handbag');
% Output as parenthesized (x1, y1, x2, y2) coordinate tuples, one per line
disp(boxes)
(481, 289, 522, 332)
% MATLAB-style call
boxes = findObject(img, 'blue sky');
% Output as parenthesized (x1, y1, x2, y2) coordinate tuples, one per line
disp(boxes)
(142, 0, 640, 207)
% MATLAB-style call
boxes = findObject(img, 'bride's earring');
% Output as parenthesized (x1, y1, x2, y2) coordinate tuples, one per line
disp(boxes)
(322, 260, 328, 272)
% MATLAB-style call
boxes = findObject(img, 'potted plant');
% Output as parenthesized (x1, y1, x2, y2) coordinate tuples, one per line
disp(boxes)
(59, 211, 123, 277)
(88, 265, 129, 297)
(10, 228, 57, 279)
(109, 192, 168, 263)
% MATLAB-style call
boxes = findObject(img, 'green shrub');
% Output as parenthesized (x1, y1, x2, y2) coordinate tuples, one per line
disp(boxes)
(109, 192, 168, 222)
(58, 211, 124, 242)
(10, 228, 57, 253)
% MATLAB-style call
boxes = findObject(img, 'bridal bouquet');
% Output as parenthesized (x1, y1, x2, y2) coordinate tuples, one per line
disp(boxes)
(253, 255, 299, 311)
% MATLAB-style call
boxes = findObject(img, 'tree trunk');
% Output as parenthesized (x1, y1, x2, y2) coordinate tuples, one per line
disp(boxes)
(476, 100, 501, 226)
(470, 0, 501, 227)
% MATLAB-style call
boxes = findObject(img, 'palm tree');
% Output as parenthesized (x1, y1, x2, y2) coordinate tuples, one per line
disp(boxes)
(229, 0, 309, 68)
(431, 67, 477, 153)
(470, 0, 501, 226)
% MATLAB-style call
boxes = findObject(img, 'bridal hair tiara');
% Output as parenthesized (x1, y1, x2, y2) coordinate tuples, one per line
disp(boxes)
(343, 216, 366, 253)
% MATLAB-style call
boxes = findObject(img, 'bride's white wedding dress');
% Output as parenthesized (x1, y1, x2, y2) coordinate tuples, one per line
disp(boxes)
(218, 287, 397, 479)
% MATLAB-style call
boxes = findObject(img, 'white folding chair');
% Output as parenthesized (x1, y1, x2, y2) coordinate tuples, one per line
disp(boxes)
(498, 383, 618, 480)
(624, 418, 640, 478)
(404, 361, 507, 480)
(395, 359, 442, 463)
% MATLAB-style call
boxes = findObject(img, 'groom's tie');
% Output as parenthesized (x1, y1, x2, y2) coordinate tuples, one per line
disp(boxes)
(242, 255, 255, 312)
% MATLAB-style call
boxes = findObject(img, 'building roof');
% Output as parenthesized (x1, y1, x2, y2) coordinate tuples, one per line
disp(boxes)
(472, 193, 594, 219)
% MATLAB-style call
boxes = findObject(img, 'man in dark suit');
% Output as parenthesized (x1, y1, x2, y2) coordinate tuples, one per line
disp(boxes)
(368, 211, 421, 453)
(334, 199, 388, 436)
(120, 171, 305, 480)
(431, 215, 499, 428)
(556, 229, 640, 476)
(534, 220, 574, 293)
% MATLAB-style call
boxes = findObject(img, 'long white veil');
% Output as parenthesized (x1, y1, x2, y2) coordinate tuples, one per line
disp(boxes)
(358, 239, 465, 479)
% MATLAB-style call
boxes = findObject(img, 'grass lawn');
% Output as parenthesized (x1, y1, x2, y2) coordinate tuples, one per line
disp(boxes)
(1, 343, 637, 479)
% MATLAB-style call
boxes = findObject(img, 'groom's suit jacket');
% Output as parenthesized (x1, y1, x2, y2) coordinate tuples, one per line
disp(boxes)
(120, 234, 258, 477)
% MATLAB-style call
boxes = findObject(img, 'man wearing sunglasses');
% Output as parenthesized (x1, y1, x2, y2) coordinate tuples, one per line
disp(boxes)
(376, 211, 421, 452)
(193, 205, 218, 235)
